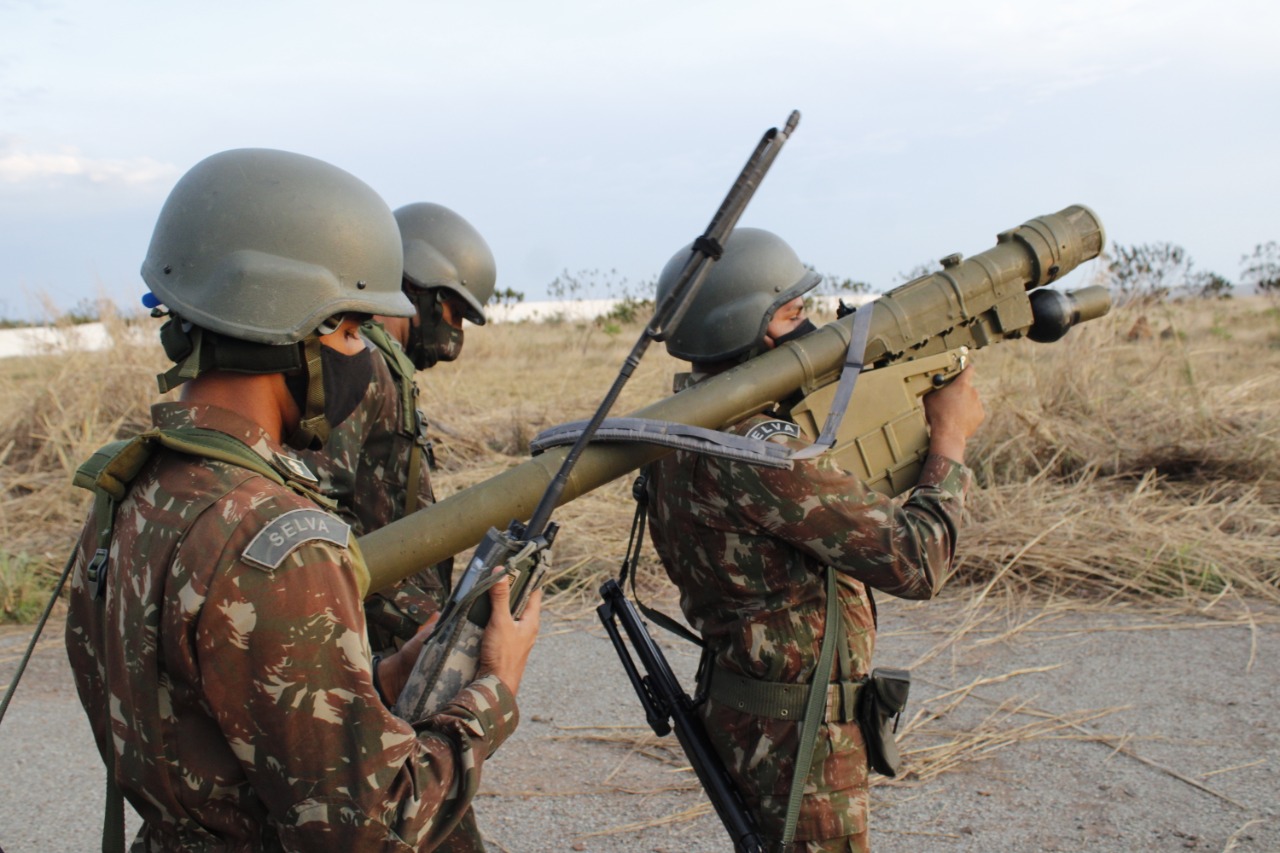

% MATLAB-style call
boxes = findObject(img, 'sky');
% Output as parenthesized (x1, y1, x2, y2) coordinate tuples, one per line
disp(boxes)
(2, 0, 1277, 319)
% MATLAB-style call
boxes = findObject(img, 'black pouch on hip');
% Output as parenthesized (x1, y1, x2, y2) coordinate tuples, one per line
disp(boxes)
(856, 667, 911, 777)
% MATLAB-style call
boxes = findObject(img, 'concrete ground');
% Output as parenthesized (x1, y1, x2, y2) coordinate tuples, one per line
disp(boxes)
(1, 593, 1277, 852)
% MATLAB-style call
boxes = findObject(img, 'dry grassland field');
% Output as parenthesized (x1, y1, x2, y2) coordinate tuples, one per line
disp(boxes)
(0, 295, 1278, 850)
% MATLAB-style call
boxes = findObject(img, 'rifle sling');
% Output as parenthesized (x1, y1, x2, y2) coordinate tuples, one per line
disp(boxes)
(619, 471, 705, 650)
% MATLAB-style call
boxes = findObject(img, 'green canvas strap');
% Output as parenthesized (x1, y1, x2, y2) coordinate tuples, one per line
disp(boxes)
(362, 321, 418, 435)
(708, 665, 862, 722)
(74, 428, 291, 500)
(780, 566, 841, 848)
(156, 324, 207, 393)
(364, 321, 432, 515)
(101, 673, 125, 853)
(405, 438, 424, 516)
(150, 429, 287, 487)
(289, 336, 329, 451)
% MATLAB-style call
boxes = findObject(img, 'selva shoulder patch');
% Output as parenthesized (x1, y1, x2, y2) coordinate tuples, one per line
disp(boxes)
(243, 508, 350, 570)
(745, 419, 802, 443)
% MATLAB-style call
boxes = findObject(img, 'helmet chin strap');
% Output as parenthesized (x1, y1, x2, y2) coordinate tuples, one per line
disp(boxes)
(285, 335, 329, 451)
(155, 314, 308, 393)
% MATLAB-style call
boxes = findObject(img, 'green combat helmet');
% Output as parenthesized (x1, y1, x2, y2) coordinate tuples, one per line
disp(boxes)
(657, 227, 821, 364)
(394, 202, 497, 368)
(142, 147, 415, 448)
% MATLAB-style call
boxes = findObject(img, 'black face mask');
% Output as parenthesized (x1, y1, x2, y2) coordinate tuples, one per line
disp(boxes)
(772, 318, 817, 347)
(284, 344, 374, 434)
(405, 288, 464, 369)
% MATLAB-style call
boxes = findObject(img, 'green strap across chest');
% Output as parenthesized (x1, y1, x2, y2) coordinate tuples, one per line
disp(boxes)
(362, 321, 419, 435)
(362, 321, 433, 514)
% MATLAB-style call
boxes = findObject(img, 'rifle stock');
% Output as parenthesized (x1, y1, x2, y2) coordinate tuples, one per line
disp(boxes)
(598, 580, 764, 853)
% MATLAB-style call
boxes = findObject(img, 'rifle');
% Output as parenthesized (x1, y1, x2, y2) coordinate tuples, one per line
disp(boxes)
(392, 111, 802, 722)
(598, 579, 764, 853)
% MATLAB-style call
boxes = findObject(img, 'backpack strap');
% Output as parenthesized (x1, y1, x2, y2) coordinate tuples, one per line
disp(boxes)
(72, 428, 334, 594)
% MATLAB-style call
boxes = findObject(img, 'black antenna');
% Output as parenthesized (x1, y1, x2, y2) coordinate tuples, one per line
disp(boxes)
(524, 110, 800, 537)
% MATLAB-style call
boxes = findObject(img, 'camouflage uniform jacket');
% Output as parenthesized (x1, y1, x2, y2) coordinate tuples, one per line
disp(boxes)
(297, 322, 447, 651)
(646, 405, 971, 844)
(65, 402, 518, 852)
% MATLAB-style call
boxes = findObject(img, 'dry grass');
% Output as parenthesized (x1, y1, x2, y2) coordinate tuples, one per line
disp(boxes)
(1, 297, 1277, 621)
(0, 312, 165, 591)
(954, 298, 1280, 607)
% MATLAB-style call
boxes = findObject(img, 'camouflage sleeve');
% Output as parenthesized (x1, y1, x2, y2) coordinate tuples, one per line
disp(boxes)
(733, 443, 972, 600)
(193, 500, 517, 851)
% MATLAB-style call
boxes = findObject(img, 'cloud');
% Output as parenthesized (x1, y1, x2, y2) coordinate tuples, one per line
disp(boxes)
(0, 140, 178, 187)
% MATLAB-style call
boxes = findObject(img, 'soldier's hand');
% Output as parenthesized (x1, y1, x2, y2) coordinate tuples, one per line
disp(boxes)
(924, 364, 985, 464)
(478, 572, 542, 697)
(378, 613, 439, 706)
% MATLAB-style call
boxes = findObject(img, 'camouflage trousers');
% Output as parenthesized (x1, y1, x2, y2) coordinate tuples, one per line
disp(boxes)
(705, 696, 871, 846)
(779, 831, 869, 852)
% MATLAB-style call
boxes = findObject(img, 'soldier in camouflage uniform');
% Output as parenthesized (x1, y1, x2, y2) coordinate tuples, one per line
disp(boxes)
(64, 149, 541, 852)
(645, 229, 984, 852)
(297, 203, 498, 851)
(300, 203, 498, 655)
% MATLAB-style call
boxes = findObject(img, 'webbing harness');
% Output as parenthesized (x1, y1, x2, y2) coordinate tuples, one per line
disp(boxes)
(362, 321, 434, 514)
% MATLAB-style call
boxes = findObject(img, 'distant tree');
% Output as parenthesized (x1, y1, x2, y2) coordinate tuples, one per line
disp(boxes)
(819, 274, 872, 297)
(489, 286, 525, 307)
(1104, 242, 1196, 304)
(64, 297, 104, 325)
(545, 267, 648, 302)
(803, 263, 872, 297)
(546, 269, 585, 301)
(598, 274, 655, 325)
(1190, 270, 1234, 300)
(896, 262, 937, 286)
(1240, 241, 1280, 294)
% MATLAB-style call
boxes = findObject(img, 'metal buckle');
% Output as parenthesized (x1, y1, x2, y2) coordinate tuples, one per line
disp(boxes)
(86, 548, 109, 599)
